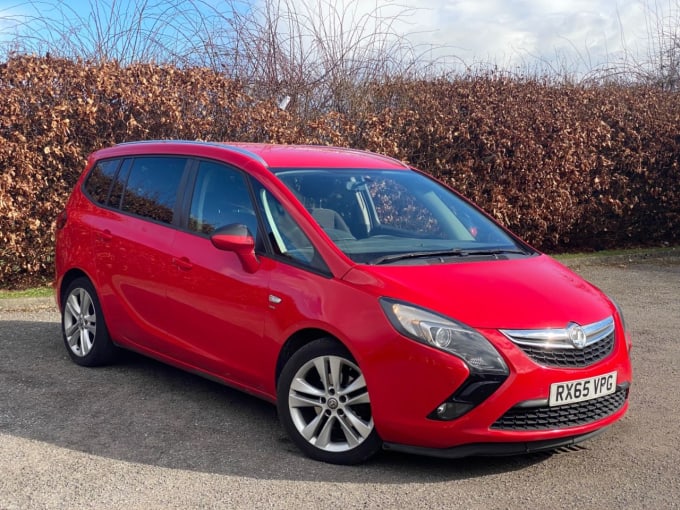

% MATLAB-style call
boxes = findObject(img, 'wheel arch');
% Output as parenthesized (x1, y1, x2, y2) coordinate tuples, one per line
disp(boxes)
(58, 268, 93, 311)
(275, 328, 350, 389)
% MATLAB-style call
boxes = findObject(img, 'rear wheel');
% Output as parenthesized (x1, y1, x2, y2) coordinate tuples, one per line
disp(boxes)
(277, 338, 381, 464)
(61, 277, 117, 366)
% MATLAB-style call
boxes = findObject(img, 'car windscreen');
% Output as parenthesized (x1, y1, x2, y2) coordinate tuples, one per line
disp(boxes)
(272, 168, 533, 265)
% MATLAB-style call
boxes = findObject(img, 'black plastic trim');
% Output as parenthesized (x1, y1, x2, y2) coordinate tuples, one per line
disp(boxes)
(492, 383, 629, 431)
(427, 372, 508, 421)
(382, 428, 606, 459)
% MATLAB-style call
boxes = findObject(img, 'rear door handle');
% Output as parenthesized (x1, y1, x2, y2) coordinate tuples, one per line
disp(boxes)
(97, 229, 113, 242)
(173, 257, 193, 271)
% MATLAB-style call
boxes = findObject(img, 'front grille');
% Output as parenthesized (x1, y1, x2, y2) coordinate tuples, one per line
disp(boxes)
(518, 331, 615, 368)
(500, 316, 616, 368)
(491, 386, 628, 430)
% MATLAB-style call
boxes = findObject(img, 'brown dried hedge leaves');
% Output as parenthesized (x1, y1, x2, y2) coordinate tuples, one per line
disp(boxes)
(1, 56, 679, 288)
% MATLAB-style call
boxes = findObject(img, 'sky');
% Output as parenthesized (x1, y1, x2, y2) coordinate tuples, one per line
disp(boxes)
(395, 0, 651, 71)
(290, 0, 668, 75)
(0, 0, 674, 75)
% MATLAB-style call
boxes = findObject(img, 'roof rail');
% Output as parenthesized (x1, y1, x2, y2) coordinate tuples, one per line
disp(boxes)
(114, 139, 268, 167)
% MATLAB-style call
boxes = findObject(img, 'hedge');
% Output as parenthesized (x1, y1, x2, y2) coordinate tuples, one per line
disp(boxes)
(1, 55, 679, 288)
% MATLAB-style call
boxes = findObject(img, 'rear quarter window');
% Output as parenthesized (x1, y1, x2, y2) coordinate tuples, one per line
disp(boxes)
(83, 159, 120, 205)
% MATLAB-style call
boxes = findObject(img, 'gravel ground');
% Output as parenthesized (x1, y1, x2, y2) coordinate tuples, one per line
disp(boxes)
(0, 258, 678, 509)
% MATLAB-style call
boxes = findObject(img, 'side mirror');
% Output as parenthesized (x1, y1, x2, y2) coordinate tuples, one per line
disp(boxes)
(211, 224, 259, 273)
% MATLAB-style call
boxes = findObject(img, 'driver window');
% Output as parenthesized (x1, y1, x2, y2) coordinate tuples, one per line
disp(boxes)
(251, 181, 329, 273)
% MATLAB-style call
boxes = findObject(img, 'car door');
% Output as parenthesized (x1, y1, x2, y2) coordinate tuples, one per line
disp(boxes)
(94, 156, 189, 351)
(164, 160, 273, 388)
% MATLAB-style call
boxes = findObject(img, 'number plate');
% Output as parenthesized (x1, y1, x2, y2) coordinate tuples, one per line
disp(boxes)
(549, 371, 617, 407)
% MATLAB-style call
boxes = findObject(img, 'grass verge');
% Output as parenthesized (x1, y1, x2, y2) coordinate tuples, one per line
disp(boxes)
(0, 287, 53, 299)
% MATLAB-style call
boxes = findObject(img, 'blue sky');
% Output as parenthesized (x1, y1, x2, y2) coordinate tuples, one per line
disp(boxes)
(0, 0, 674, 74)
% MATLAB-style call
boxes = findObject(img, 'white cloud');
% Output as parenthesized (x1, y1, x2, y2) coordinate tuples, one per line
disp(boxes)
(275, 0, 666, 74)
(396, 0, 655, 71)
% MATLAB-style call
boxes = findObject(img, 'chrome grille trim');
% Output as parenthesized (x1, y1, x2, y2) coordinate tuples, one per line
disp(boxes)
(500, 316, 614, 350)
(500, 316, 616, 368)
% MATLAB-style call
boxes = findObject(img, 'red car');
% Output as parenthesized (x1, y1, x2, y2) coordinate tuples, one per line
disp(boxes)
(55, 141, 632, 464)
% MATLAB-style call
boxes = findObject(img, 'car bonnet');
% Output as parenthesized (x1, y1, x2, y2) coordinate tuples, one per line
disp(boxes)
(343, 254, 614, 330)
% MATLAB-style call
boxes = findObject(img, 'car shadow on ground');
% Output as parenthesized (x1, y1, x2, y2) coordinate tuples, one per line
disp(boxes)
(0, 320, 578, 483)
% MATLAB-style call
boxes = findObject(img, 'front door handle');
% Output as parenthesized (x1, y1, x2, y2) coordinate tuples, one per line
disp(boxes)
(173, 257, 193, 271)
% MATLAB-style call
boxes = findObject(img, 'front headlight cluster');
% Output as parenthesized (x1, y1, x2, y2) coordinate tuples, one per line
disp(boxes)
(610, 296, 632, 353)
(380, 298, 508, 376)
(611, 297, 627, 331)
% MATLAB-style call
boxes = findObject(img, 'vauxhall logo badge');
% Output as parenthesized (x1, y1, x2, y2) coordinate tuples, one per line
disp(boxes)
(567, 322, 587, 349)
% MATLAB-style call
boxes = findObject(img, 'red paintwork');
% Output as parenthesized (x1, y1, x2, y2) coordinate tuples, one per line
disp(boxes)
(55, 141, 632, 452)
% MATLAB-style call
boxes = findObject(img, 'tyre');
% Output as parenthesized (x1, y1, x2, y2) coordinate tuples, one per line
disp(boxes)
(61, 277, 117, 367)
(277, 338, 381, 464)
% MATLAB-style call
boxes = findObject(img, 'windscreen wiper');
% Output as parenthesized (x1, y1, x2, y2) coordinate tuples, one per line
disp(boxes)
(369, 248, 529, 265)
(457, 248, 529, 256)
(369, 249, 466, 265)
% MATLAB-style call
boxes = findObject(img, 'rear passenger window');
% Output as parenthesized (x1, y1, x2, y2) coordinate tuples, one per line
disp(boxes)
(84, 160, 119, 205)
(188, 161, 257, 236)
(120, 157, 187, 224)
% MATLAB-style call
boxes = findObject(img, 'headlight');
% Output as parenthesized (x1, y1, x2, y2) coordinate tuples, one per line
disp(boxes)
(380, 298, 508, 375)
(610, 296, 632, 353)
(611, 297, 627, 331)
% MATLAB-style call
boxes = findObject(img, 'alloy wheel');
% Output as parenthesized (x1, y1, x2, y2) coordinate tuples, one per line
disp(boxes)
(287, 354, 374, 453)
(63, 287, 97, 357)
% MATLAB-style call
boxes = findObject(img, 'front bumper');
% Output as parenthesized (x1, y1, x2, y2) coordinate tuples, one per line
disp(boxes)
(366, 327, 632, 450)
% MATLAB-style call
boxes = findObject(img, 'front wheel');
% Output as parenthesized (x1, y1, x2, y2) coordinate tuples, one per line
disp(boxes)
(277, 338, 381, 464)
